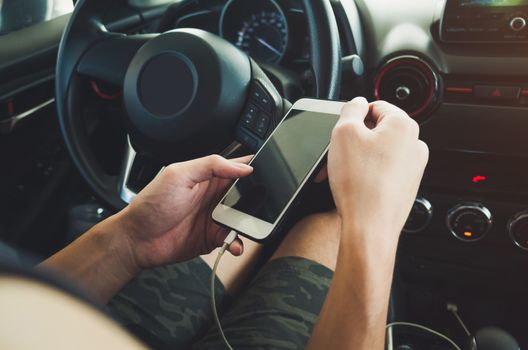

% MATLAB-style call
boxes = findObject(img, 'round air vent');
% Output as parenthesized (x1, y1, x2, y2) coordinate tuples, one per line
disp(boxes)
(374, 56, 441, 120)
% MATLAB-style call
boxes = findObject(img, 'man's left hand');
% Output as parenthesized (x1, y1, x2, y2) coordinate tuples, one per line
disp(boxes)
(115, 155, 253, 271)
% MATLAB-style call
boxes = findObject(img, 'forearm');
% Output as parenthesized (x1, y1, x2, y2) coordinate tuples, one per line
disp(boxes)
(38, 212, 140, 303)
(307, 221, 398, 350)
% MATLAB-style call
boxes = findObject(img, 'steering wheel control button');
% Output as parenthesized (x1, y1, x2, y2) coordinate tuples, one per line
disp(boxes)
(254, 113, 270, 137)
(474, 85, 521, 101)
(403, 197, 433, 233)
(138, 53, 197, 117)
(510, 16, 527, 32)
(240, 102, 272, 138)
(508, 212, 528, 251)
(242, 105, 259, 128)
(251, 84, 273, 112)
(447, 203, 493, 242)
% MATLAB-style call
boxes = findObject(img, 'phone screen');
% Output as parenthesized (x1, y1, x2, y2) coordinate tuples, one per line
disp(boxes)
(221, 110, 339, 224)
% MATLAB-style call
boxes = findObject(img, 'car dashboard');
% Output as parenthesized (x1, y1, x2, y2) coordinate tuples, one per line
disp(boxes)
(1, 0, 528, 346)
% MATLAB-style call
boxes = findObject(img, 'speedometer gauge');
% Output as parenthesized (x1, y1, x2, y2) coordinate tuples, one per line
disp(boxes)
(220, 0, 289, 64)
(236, 11, 288, 63)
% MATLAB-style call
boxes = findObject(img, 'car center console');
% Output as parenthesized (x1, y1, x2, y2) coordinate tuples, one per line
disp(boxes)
(371, 1, 528, 277)
(403, 156, 526, 251)
(392, 1, 528, 271)
(395, 151, 528, 347)
(362, 0, 528, 345)
(403, 150, 528, 265)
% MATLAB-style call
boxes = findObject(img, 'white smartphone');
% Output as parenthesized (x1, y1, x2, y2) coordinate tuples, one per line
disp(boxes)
(212, 98, 345, 242)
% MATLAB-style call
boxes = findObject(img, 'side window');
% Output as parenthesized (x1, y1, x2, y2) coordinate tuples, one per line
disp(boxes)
(0, 0, 73, 35)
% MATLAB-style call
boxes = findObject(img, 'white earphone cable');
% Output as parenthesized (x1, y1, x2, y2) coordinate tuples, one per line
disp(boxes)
(386, 322, 462, 350)
(211, 231, 238, 350)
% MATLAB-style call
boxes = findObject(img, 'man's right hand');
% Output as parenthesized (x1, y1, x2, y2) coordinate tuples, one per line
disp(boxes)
(308, 98, 428, 350)
(328, 97, 429, 249)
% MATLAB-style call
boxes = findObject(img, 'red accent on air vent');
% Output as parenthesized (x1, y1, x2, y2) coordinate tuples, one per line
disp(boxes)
(374, 58, 436, 119)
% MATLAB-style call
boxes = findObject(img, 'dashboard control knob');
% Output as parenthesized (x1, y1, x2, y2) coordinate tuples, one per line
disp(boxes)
(508, 212, 528, 251)
(510, 16, 527, 32)
(447, 203, 492, 242)
(403, 197, 433, 233)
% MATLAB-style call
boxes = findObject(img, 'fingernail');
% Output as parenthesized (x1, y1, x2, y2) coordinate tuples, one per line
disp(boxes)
(351, 96, 368, 104)
(234, 163, 253, 170)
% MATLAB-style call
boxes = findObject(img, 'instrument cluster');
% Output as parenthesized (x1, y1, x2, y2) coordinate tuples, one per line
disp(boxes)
(220, 0, 289, 64)
(172, 0, 310, 68)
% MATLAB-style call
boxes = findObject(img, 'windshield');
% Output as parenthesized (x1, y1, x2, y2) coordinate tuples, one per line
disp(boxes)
(0, 0, 73, 36)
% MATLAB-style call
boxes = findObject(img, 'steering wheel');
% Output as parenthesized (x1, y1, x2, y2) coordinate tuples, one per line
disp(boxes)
(56, 0, 341, 211)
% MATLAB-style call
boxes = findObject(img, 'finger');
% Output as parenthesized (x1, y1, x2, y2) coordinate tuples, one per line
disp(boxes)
(214, 229, 244, 256)
(228, 238, 244, 257)
(230, 155, 254, 165)
(314, 163, 328, 183)
(183, 155, 253, 186)
(368, 101, 411, 129)
(207, 156, 255, 198)
(336, 97, 370, 130)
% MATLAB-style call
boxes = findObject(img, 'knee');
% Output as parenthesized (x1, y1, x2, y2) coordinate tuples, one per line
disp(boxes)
(271, 211, 341, 271)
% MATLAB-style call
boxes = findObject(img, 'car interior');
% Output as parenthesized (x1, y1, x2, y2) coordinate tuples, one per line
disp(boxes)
(1, 0, 528, 349)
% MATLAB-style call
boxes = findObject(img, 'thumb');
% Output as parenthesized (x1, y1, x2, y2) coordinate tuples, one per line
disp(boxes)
(337, 97, 370, 130)
(185, 155, 253, 186)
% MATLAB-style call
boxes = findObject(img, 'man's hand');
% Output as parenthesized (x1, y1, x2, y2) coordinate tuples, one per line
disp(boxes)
(308, 97, 429, 350)
(328, 98, 429, 248)
(40, 155, 252, 302)
(116, 155, 253, 271)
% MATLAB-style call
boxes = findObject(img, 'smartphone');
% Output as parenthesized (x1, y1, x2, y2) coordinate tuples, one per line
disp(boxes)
(212, 98, 345, 242)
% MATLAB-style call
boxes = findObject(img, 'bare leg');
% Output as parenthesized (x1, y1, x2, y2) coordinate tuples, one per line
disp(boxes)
(193, 210, 342, 350)
(201, 236, 263, 295)
(271, 210, 341, 271)
(202, 210, 341, 295)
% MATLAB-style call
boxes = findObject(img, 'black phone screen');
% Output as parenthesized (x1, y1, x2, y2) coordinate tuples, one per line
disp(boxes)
(221, 109, 339, 223)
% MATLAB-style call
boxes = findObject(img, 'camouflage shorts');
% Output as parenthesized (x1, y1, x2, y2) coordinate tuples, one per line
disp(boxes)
(108, 256, 333, 350)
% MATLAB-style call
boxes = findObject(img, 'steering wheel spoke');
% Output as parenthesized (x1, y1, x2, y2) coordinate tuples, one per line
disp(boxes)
(77, 34, 155, 87)
(119, 137, 164, 204)
(119, 138, 139, 204)
(258, 63, 304, 101)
